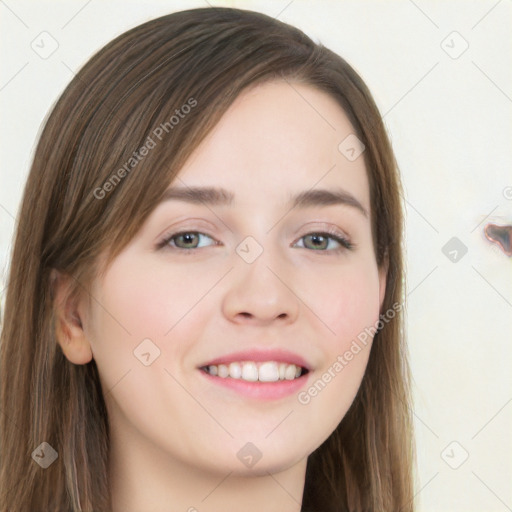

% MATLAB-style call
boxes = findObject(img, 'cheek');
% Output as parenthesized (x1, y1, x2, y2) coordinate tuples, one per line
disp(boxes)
(302, 259, 382, 347)
(91, 256, 212, 343)
(293, 260, 381, 431)
(85, 256, 217, 387)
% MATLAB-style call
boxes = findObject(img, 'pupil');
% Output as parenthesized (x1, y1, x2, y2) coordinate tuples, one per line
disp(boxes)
(310, 234, 326, 249)
(182, 233, 196, 247)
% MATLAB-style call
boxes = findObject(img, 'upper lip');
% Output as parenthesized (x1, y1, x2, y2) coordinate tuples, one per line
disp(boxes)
(199, 349, 312, 371)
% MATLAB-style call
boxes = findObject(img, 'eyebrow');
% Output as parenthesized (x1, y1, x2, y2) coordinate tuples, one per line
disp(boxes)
(159, 185, 368, 217)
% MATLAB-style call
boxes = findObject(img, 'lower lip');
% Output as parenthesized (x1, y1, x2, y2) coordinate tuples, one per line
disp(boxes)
(198, 369, 310, 400)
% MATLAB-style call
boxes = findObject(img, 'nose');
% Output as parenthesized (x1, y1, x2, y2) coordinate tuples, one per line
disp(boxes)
(221, 252, 300, 326)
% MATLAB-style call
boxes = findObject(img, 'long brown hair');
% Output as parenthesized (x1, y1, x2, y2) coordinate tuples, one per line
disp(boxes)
(0, 7, 414, 511)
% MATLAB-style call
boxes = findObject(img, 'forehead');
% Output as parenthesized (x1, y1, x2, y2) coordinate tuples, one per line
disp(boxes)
(175, 80, 370, 212)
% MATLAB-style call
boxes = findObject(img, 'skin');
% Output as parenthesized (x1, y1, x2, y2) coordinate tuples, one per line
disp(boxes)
(54, 80, 386, 512)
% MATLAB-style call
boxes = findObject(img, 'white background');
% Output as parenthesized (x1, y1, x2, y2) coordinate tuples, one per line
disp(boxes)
(1, 1, 511, 510)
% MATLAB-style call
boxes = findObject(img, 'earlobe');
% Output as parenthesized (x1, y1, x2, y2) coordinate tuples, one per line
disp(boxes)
(51, 269, 93, 365)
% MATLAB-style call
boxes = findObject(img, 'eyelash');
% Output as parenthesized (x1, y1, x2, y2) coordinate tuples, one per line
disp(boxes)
(156, 227, 354, 254)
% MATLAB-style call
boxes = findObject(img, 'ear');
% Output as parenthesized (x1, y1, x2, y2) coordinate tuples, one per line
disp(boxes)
(50, 269, 93, 365)
(378, 251, 389, 312)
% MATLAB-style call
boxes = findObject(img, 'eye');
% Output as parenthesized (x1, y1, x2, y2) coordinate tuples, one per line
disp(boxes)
(157, 231, 218, 251)
(294, 230, 353, 252)
(156, 228, 354, 253)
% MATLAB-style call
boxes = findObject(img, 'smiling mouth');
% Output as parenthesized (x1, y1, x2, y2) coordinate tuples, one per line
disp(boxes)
(199, 361, 309, 382)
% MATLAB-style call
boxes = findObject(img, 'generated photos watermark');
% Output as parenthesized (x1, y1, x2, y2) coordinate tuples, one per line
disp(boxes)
(297, 301, 403, 405)
(93, 97, 197, 200)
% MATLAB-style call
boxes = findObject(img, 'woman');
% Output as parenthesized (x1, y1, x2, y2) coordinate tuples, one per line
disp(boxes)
(0, 7, 414, 511)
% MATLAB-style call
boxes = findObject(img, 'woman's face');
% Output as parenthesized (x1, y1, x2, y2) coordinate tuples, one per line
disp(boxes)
(81, 80, 386, 476)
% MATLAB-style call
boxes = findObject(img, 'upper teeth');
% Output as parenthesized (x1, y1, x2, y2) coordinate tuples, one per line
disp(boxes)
(204, 361, 304, 382)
